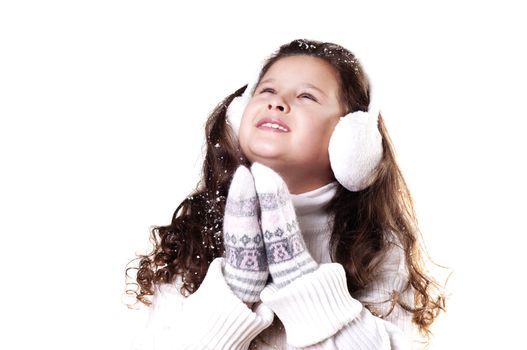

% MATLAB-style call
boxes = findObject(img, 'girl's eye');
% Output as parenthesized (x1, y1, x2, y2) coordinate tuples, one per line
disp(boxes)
(299, 93, 317, 102)
(260, 88, 275, 94)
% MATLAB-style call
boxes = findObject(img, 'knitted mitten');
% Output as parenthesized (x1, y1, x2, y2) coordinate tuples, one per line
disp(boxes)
(251, 162, 319, 288)
(222, 165, 269, 302)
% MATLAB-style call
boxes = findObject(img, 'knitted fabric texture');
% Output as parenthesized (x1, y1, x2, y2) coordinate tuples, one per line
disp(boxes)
(222, 166, 269, 302)
(251, 162, 318, 288)
(132, 180, 414, 349)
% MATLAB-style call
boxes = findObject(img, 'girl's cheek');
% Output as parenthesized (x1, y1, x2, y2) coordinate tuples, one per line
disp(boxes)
(242, 98, 263, 123)
(239, 103, 256, 137)
(241, 104, 254, 125)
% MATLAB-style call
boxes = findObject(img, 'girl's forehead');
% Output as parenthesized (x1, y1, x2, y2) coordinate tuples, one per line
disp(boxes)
(260, 55, 340, 89)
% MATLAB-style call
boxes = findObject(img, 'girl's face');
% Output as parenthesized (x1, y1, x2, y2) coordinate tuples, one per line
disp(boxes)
(238, 55, 346, 194)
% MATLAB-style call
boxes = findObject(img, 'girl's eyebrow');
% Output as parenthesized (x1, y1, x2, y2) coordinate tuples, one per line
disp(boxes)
(257, 78, 328, 97)
(302, 83, 328, 97)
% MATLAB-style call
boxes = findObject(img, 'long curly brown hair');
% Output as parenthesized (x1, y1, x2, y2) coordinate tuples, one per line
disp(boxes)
(125, 38, 445, 341)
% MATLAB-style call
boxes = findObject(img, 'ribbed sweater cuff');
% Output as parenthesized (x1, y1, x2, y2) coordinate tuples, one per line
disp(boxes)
(260, 263, 363, 348)
(180, 257, 274, 349)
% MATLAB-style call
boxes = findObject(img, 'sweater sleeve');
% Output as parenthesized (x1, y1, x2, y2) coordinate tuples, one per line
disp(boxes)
(131, 257, 274, 350)
(259, 242, 413, 349)
(353, 239, 414, 336)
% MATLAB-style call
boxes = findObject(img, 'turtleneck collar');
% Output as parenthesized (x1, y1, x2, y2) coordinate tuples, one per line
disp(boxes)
(289, 181, 339, 264)
(290, 181, 339, 216)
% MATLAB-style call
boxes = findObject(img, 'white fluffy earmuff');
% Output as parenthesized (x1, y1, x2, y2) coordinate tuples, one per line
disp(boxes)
(225, 71, 383, 192)
(328, 87, 383, 191)
(226, 71, 260, 135)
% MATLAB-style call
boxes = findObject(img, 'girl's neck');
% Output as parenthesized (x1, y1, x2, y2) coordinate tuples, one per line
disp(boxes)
(280, 170, 336, 195)
(290, 180, 339, 216)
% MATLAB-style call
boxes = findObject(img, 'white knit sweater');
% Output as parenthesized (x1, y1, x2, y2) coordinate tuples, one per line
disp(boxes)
(132, 181, 415, 349)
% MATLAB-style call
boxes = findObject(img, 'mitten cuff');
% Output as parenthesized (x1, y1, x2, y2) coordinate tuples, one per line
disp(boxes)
(164, 258, 274, 349)
(260, 263, 362, 348)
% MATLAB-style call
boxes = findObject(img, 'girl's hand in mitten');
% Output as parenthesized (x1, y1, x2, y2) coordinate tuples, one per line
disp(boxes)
(222, 166, 269, 303)
(251, 162, 319, 288)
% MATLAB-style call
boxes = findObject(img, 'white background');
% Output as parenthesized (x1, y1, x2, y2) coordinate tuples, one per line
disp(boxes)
(1, 1, 526, 349)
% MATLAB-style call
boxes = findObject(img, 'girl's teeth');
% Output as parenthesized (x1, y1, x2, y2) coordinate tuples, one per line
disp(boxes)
(262, 123, 288, 132)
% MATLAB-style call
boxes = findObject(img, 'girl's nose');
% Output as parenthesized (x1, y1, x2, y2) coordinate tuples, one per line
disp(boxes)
(267, 96, 289, 113)
(268, 103, 285, 112)
(265, 92, 290, 113)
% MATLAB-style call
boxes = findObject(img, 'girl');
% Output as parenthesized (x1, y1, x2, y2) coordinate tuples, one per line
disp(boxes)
(126, 38, 445, 349)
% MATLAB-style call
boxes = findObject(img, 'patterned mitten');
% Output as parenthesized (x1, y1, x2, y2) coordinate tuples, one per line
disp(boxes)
(251, 162, 319, 288)
(222, 165, 269, 302)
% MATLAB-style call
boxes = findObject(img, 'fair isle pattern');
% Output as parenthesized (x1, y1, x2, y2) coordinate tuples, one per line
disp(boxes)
(224, 231, 267, 272)
(224, 195, 266, 271)
(262, 220, 307, 263)
(258, 188, 290, 210)
(251, 162, 319, 288)
(225, 196, 259, 217)
(222, 166, 269, 302)
(257, 190, 318, 288)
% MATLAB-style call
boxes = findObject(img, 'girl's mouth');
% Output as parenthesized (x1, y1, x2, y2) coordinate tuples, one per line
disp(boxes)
(256, 118, 290, 132)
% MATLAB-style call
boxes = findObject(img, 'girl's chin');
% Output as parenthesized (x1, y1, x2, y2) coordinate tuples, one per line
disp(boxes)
(246, 157, 285, 174)
(246, 144, 286, 161)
